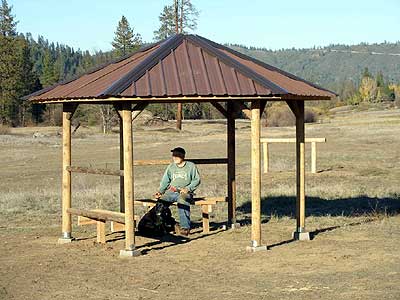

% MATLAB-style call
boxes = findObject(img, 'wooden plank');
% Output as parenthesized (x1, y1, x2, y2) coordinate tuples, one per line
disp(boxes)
(96, 221, 106, 244)
(77, 216, 97, 226)
(68, 208, 125, 223)
(67, 166, 123, 176)
(260, 137, 326, 143)
(122, 102, 135, 251)
(134, 158, 228, 166)
(111, 221, 125, 232)
(62, 104, 73, 238)
(227, 102, 236, 225)
(202, 205, 210, 234)
(232, 101, 251, 119)
(311, 141, 317, 174)
(210, 102, 228, 118)
(250, 100, 262, 247)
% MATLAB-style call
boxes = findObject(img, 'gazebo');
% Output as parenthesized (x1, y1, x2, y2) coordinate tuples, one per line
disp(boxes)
(25, 34, 335, 256)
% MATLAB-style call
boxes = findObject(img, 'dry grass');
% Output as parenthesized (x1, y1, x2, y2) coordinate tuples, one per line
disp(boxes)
(0, 125, 11, 135)
(0, 108, 400, 299)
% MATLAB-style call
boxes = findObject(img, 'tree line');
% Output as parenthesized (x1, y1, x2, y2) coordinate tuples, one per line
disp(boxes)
(1, 0, 399, 130)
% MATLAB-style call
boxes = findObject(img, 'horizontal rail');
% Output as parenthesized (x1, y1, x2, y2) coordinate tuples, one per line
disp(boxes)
(260, 137, 326, 143)
(67, 166, 123, 176)
(134, 158, 228, 166)
(68, 159, 228, 176)
(67, 208, 126, 223)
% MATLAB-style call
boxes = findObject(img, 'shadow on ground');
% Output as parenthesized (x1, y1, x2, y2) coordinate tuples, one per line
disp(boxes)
(237, 194, 400, 219)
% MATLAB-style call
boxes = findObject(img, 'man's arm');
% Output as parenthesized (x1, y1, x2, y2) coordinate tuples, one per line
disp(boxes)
(158, 164, 172, 193)
(186, 164, 201, 193)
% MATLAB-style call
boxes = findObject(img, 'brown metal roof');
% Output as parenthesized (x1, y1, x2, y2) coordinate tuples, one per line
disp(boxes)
(26, 34, 336, 102)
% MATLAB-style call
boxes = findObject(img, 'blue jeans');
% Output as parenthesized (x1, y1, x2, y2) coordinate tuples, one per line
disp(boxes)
(161, 190, 192, 229)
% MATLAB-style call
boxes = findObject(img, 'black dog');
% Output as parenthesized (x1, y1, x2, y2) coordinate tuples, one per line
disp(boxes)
(138, 200, 176, 237)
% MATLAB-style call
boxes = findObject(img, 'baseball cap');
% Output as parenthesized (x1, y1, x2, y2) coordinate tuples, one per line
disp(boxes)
(171, 147, 186, 158)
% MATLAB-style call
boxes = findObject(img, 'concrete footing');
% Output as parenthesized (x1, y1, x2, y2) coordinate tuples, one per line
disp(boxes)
(57, 237, 74, 244)
(292, 231, 311, 241)
(119, 249, 141, 257)
(246, 245, 268, 252)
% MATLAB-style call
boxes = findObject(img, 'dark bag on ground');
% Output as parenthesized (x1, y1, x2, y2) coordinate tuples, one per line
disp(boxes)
(138, 200, 176, 237)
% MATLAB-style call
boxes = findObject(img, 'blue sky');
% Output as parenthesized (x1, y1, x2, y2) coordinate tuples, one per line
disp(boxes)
(10, 0, 400, 53)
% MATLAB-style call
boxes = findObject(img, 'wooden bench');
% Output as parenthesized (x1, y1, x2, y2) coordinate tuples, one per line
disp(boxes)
(69, 208, 139, 244)
(134, 196, 227, 234)
(72, 196, 226, 243)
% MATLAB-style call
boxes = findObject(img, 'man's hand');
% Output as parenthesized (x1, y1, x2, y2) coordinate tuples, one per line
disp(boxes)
(154, 192, 162, 199)
(180, 188, 189, 195)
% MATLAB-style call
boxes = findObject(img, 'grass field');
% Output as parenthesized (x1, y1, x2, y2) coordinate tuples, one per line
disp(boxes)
(0, 107, 399, 300)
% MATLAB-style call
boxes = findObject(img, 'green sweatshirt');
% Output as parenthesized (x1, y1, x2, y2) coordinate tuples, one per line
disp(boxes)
(158, 161, 201, 193)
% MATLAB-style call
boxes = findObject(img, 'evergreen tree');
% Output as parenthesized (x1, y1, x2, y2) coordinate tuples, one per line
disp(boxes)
(0, 0, 17, 36)
(154, 0, 199, 41)
(40, 51, 58, 87)
(111, 16, 142, 57)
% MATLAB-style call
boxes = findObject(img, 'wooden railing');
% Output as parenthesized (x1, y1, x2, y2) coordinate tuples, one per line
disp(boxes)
(260, 137, 326, 174)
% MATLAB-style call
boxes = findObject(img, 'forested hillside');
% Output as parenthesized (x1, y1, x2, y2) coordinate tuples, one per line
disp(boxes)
(229, 42, 400, 96)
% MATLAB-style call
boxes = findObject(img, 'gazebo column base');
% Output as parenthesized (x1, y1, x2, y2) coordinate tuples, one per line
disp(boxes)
(246, 245, 268, 252)
(57, 232, 74, 244)
(292, 231, 311, 241)
(229, 222, 241, 229)
(119, 249, 141, 257)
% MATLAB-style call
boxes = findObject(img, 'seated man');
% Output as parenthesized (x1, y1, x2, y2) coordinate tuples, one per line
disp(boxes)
(155, 147, 201, 236)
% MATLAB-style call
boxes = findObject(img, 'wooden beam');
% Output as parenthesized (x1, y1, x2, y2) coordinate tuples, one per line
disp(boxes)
(67, 166, 123, 176)
(286, 100, 300, 117)
(227, 101, 236, 225)
(210, 102, 228, 118)
(260, 137, 326, 143)
(295, 101, 307, 235)
(250, 100, 262, 247)
(176, 103, 182, 130)
(232, 101, 251, 119)
(202, 205, 210, 234)
(311, 142, 317, 174)
(122, 102, 136, 251)
(68, 208, 126, 223)
(119, 115, 124, 212)
(260, 100, 267, 117)
(61, 103, 73, 240)
(97, 221, 106, 244)
(132, 102, 149, 121)
(134, 158, 228, 166)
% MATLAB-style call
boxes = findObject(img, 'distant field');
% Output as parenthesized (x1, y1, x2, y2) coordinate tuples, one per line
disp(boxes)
(0, 108, 399, 300)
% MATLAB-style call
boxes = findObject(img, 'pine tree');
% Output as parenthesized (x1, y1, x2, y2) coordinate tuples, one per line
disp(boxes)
(0, 0, 17, 37)
(153, 0, 199, 41)
(111, 16, 142, 57)
(41, 51, 58, 87)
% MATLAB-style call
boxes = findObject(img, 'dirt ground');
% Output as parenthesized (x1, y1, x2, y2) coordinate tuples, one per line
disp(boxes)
(1, 106, 400, 300)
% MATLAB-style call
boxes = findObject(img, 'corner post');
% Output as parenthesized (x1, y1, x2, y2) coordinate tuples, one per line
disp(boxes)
(119, 113, 125, 213)
(247, 100, 267, 252)
(293, 101, 310, 240)
(227, 102, 238, 227)
(59, 103, 77, 244)
(120, 102, 140, 257)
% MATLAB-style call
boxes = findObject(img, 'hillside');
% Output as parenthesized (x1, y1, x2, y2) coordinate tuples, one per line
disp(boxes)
(229, 42, 400, 93)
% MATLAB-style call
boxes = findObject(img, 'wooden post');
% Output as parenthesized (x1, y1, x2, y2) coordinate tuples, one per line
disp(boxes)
(120, 102, 140, 256)
(247, 100, 266, 251)
(294, 101, 310, 240)
(263, 142, 269, 173)
(58, 104, 77, 243)
(176, 103, 182, 130)
(227, 102, 237, 227)
(119, 115, 125, 212)
(96, 221, 106, 244)
(311, 141, 317, 174)
(202, 205, 210, 234)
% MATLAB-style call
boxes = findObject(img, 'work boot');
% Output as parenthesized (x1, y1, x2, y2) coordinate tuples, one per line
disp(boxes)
(179, 228, 190, 237)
